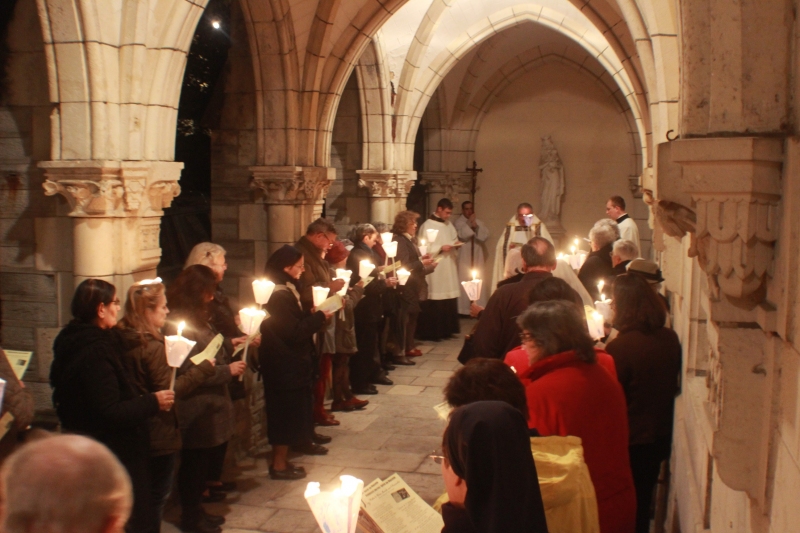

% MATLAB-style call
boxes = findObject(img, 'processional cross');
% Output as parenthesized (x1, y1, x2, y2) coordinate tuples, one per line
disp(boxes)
(465, 161, 483, 269)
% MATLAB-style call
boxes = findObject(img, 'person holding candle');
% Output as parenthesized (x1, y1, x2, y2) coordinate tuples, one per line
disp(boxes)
(371, 222, 405, 371)
(515, 300, 636, 533)
(347, 224, 400, 394)
(491, 203, 554, 292)
(117, 280, 217, 533)
(166, 265, 246, 533)
(417, 198, 461, 341)
(392, 211, 437, 359)
(454, 201, 490, 315)
(610, 240, 639, 279)
(295, 219, 346, 426)
(578, 220, 618, 301)
(605, 274, 681, 533)
(325, 240, 371, 410)
(259, 245, 333, 479)
(50, 279, 175, 533)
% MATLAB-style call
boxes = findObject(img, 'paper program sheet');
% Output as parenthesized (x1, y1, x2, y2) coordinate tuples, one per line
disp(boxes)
(359, 474, 444, 533)
(4, 350, 32, 380)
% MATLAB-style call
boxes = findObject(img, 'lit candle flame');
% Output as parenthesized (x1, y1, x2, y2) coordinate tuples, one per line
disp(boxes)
(570, 245, 576, 254)
(574, 238, 579, 246)
(177, 321, 185, 338)
(597, 279, 605, 293)
(420, 239, 426, 245)
(471, 270, 477, 281)
(600, 293, 606, 301)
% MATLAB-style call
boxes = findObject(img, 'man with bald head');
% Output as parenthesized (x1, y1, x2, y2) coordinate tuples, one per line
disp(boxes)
(0, 434, 132, 533)
(468, 237, 557, 362)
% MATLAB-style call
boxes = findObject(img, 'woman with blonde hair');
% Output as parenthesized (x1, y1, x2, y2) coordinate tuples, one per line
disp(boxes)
(117, 280, 217, 533)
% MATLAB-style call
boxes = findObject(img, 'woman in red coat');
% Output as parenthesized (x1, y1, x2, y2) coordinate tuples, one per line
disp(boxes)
(516, 300, 636, 533)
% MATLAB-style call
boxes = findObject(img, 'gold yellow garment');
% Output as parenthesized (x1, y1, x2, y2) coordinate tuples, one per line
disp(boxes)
(433, 436, 600, 533)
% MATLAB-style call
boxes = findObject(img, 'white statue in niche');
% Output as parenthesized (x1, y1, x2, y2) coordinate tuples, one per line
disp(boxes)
(539, 136, 565, 224)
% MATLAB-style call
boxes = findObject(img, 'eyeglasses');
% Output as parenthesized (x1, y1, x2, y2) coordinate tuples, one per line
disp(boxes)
(428, 450, 445, 465)
(108, 298, 121, 306)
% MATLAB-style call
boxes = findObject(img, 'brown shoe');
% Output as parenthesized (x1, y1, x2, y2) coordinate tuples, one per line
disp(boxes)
(406, 349, 423, 357)
(393, 356, 416, 366)
(344, 397, 369, 410)
(331, 401, 356, 412)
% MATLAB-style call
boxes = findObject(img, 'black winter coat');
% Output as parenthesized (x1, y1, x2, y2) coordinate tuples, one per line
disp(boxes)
(578, 243, 615, 301)
(50, 322, 159, 461)
(259, 281, 326, 390)
(347, 242, 389, 324)
(393, 232, 429, 311)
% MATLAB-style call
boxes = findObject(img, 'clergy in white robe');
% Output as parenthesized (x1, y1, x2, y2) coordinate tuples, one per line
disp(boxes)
(454, 201, 490, 314)
(605, 195, 640, 252)
(417, 199, 461, 340)
(502, 246, 594, 307)
(490, 203, 552, 292)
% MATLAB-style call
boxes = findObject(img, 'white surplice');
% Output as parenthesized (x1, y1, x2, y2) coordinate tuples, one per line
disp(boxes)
(490, 214, 552, 292)
(617, 215, 641, 253)
(419, 217, 460, 300)
(453, 215, 490, 314)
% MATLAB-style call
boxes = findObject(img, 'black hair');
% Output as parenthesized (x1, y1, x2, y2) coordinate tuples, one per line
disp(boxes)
(70, 279, 116, 323)
(437, 198, 454, 210)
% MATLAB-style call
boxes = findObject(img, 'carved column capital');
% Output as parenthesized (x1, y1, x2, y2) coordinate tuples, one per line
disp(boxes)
(39, 160, 183, 217)
(672, 137, 783, 302)
(419, 171, 472, 203)
(250, 166, 336, 205)
(356, 170, 417, 198)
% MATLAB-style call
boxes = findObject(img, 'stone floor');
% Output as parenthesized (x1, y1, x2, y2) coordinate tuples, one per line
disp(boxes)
(163, 324, 467, 533)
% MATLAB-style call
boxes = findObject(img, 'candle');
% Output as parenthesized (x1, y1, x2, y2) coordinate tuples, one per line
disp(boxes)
(594, 294, 614, 323)
(305, 475, 364, 533)
(381, 240, 398, 258)
(313, 286, 330, 307)
(165, 321, 196, 391)
(334, 269, 352, 296)
(419, 239, 427, 256)
(380, 231, 393, 244)
(460, 277, 483, 302)
(397, 268, 411, 285)
(137, 277, 162, 285)
(471, 269, 477, 281)
(238, 307, 267, 381)
(252, 279, 275, 305)
(597, 279, 605, 295)
(570, 245, 576, 255)
(585, 307, 605, 340)
(425, 228, 439, 243)
(359, 260, 375, 280)
(574, 238, 580, 247)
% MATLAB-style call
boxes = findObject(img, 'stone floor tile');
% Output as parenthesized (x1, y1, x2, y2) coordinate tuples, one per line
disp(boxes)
(385, 384, 425, 395)
(385, 375, 417, 385)
(429, 370, 454, 378)
(388, 367, 438, 377)
(366, 415, 447, 437)
(382, 434, 443, 455)
(417, 360, 461, 371)
(410, 376, 450, 387)
(370, 403, 441, 420)
(292, 447, 426, 473)
(323, 429, 393, 451)
(260, 508, 320, 532)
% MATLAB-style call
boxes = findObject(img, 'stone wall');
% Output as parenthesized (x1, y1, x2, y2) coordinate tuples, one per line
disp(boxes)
(0, 0, 67, 412)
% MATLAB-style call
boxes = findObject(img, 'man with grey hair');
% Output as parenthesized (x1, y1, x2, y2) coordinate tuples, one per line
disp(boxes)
(467, 237, 556, 362)
(579, 220, 618, 300)
(0, 434, 132, 533)
(611, 240, 639, 275)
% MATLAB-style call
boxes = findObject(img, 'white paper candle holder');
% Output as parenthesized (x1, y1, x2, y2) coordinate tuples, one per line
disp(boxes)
(397, 268, 411, 286)
(305, 475, 364, 533)
(380, 232, 393, 245)
(419, 239, 427, 256)
(381, 240, 398, 258)
(425, 228, 439, 244)
(460, 279, 483, 302)
(313, 286, 330, 307)
(594, 297, 613, 324)
(238, 308, 267, 336)
(584, 306, 605, 340)
(568, 250, 588, 270)
(359, 260, 375, 280)
(334, 269, 352, 296)
(252, 279, 275, 305)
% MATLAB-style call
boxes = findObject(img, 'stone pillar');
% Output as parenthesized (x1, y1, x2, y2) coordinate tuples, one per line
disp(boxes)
(671, 136, 782, 502)
(250, 166, 336, 254)
(40, 160, 182, 294)
(356, 170, 417, 224)
(419, 171, 472, 214)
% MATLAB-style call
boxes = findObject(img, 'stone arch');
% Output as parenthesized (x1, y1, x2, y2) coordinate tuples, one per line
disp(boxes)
(35, 0, 209, 161)
(394, 4, 649, 171)
(354, 37, 393, 171)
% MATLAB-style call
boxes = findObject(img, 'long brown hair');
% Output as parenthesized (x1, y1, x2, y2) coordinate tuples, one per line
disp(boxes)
(612, 273, 666, 333)
(392, 210, 420, 235)
(118, 282, 165, 340)
(165, 265, 217, 328)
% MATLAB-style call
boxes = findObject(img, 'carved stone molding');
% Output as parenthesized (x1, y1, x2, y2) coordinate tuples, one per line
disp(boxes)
(356, 170, 417, 198)
(39, 161, 183, 217)
(671, 137, 783, 301)
(418, 171, 473, 203)
(250, 166, 336, 205)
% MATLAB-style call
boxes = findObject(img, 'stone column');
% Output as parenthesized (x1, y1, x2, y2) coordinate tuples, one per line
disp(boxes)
(250, 166, 336, 254)
(419, 171, 472, 213)
(671, 136, 782, 502)
(356, 170, 417, 224)
(40, 160, 182, 294)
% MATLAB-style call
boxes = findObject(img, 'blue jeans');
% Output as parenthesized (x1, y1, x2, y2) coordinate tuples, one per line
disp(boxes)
(149, 453, 177, 532)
